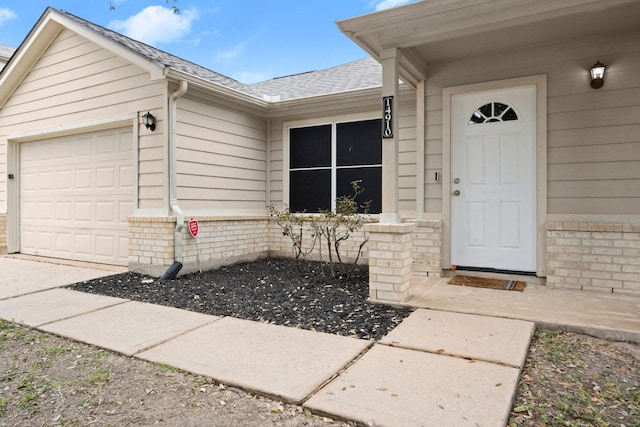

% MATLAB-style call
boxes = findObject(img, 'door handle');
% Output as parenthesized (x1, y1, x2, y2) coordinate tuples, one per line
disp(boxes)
(453, 190, 461, 196)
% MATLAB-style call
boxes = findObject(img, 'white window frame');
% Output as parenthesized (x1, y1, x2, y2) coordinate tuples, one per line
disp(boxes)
(283, 111, 381, 212)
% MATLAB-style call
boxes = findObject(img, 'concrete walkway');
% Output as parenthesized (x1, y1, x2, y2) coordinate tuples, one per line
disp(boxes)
(406, 275, 640, 344)
(1, 256, 637, 426)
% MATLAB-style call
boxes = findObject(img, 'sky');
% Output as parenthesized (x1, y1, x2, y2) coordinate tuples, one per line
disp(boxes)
(0, 0, 418, 84)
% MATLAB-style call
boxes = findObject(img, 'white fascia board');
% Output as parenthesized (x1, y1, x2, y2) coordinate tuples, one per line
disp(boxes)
(268, 86, 381, 114)
(0, 12, 63, 108)
(164, 68, 269, 112)
(47, 9, 166, 81)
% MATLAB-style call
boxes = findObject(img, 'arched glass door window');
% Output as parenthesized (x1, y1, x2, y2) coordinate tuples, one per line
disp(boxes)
(469, 102, 518, 124)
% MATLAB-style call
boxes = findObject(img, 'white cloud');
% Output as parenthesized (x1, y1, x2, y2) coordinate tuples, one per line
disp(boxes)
(109, 6, 198, 45)
(372, 0, 415, 11)
(0, 8, 17, 26)
(214, 43, 246, 63)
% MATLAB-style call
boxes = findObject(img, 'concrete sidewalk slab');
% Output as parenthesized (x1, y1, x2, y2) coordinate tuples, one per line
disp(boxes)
(137, 317, 371, 404)
(0, 256, 116, 299)
(0, 288, 127, 327)
(40, 301, 217, 356)
(408, 277, 640, 343)
(380, 309, 535, 368)
(305, 344, 520, 427)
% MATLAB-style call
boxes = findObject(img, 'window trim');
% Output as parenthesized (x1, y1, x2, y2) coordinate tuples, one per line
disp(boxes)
(283, 111, 381, 213)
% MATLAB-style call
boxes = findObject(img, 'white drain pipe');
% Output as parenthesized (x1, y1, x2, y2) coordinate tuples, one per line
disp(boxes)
(169, 80, 188, 262)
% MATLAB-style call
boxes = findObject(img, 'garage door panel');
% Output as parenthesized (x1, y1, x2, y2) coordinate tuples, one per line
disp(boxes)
(56, 170, 73, 189)
(119, 201, 132, 223)
(40, 202, 54, 220)
(55, 233, 72, 253)
(74, 201, 92, 222)
(21, 201, 38, 220)
(57, 139, 75, 159)
(20, 128, 132, 265)
(119, 165, 133, 190)
(34, 230, 54, 254)
(74, 233, 93, 257)
(75, 169, 93, 189)
(95, 234, 116, 257)
(97, 167, 116, 189)
(96, 201, 115, 223)
(21, 172, 38, 191)
(38, 171, 55, 190)
(55, 201, 73, 222)
(21, 230, 37, 251)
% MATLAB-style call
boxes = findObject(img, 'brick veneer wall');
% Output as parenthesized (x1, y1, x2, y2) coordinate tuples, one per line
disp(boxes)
(180, 216, 269, 273)
(0, 214, 7, 255)
(128, 216, 176, 275)
(127, 214, 448, 291)
(129, 216, 270, 276)
(267, 216, 371, 265)
(406, 219, 442, 278)
(546, 222, 640, 295)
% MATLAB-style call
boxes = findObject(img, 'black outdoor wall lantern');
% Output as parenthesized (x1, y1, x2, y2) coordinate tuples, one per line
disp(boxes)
(590, 60, 606, 89)
(142, 111, 156, 131)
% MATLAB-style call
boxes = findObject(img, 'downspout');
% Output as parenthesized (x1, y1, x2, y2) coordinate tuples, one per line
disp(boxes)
(169, 80, 188, 262)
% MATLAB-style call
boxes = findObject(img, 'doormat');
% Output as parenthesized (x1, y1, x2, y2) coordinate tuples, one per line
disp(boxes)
(448, 275, 527, 291)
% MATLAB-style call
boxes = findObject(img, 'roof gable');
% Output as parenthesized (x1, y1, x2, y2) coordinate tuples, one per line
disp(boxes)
(1, 7, 381, 109)
(57, 9, 258, 96)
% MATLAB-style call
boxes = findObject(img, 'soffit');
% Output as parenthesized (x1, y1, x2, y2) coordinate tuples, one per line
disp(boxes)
(338, 0, 640, 76)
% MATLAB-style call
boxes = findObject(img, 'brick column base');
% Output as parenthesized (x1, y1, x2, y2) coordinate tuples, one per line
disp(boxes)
(364, 222, 417, 302)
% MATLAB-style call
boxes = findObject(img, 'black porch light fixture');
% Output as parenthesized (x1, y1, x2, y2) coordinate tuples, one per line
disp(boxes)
(590, 60, 606, 89)
(142, 111, 156, 131)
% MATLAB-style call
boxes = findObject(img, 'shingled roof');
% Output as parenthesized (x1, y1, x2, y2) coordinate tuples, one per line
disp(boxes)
(248, 57, 382, 101)
(58, 9, 259, 97)
(0, 44, 15, 60)
(57, 8, 381, 103)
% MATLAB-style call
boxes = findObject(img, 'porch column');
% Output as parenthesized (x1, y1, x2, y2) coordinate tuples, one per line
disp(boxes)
(364, 222, 417, 302)
(380, 48, 401, 224)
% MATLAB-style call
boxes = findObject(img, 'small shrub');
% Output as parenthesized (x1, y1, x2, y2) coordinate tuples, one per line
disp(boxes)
(270, 180, 371, 282)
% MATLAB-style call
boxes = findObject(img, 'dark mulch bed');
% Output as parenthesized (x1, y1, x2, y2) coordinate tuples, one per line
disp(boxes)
(67, 258, 413, 341)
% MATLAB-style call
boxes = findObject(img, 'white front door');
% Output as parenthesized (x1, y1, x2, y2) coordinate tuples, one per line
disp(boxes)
(451, 86, 536, 272)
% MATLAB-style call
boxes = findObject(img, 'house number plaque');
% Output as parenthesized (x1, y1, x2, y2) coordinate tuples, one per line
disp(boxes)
(382, 96, 393, 138)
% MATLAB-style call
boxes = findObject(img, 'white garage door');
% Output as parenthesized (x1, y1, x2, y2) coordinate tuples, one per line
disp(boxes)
(20, 128, 133, 265)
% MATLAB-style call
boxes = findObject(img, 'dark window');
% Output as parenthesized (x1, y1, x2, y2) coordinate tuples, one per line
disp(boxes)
(289, 119, 382, 214)
(336, 119, 382, 166)
(337, 167, 382, 214)
(289, 169, 331, 213)
(290, 125, 331, 168)
(469, 102, 519, 125)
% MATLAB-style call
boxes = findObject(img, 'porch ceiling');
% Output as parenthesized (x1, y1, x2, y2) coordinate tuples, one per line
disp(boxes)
(337, 0, 640, 82)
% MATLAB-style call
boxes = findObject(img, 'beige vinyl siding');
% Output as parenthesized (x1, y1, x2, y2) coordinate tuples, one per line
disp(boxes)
(175, 97, 267, 211)
(425, 29, 640, 216)
(397, 95, 417, 215)
(0, 29, 166, 211)
(424, 93, 443, 214)
(268, 119, 284, 206)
